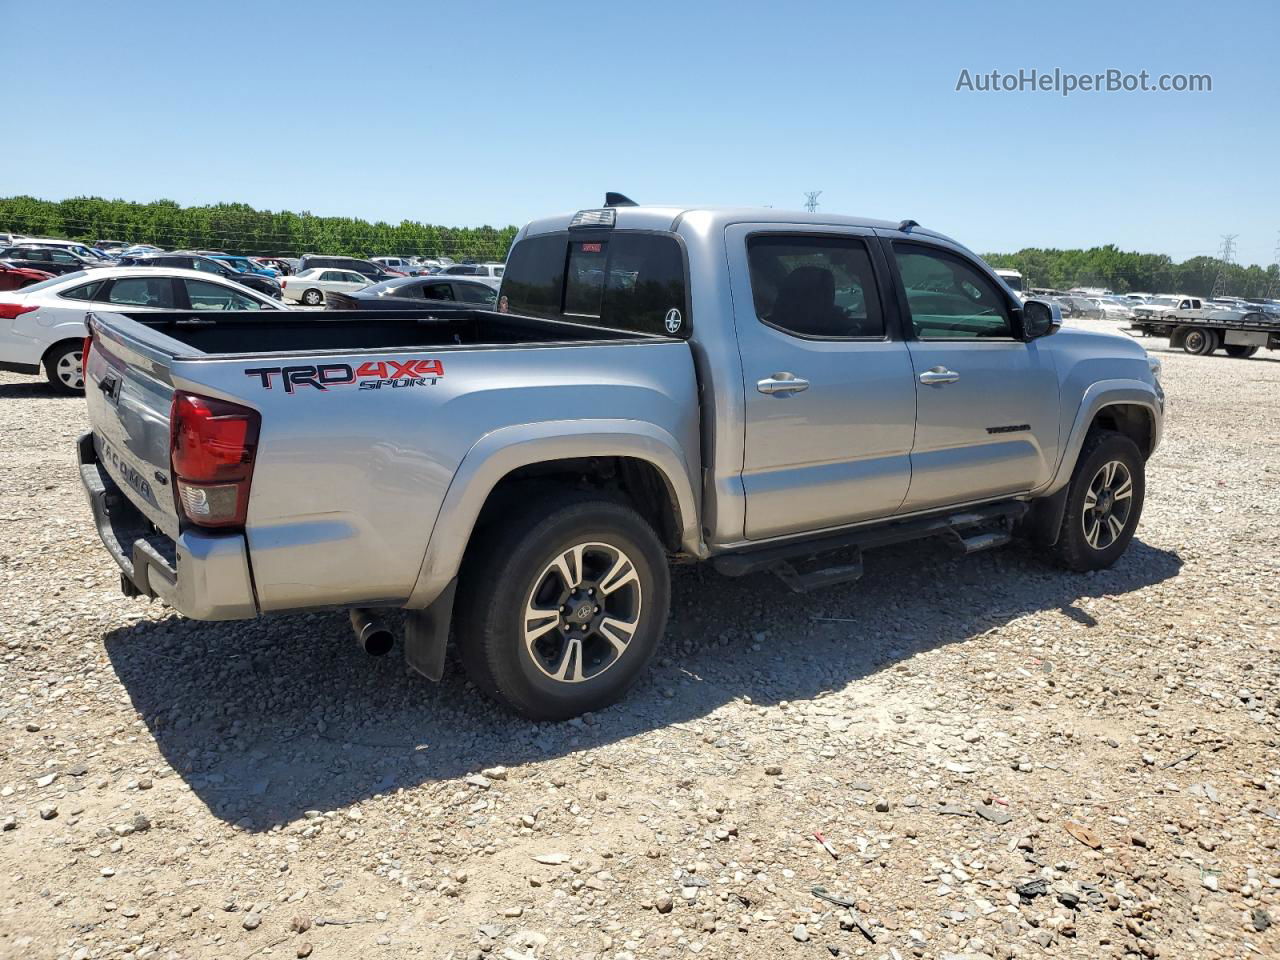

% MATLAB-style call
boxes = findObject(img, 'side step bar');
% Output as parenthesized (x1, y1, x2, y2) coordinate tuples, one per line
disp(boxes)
(711, 501, 1026, 592)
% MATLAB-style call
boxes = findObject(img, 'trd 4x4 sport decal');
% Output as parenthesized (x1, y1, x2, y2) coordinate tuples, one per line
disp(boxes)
(245, 359, 445, 394)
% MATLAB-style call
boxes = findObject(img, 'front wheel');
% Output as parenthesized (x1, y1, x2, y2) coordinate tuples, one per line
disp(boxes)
(43, 342, 85, 394)
(455, 492, 669, 720)
(1047, 430, 1145, 571)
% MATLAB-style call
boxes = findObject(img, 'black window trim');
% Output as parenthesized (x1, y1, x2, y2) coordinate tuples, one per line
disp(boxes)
(743, 229, 897, 343)
(882, 238, 1023, 343)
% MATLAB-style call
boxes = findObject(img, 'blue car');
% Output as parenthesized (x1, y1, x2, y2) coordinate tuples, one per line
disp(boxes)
(200, 252, 278, 278)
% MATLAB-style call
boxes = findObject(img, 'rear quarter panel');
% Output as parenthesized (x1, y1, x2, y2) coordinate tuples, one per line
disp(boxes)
(169, 340, 699, 612)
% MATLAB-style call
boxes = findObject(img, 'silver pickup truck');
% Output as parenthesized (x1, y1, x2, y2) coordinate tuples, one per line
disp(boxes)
(78, 201, 1165, 719)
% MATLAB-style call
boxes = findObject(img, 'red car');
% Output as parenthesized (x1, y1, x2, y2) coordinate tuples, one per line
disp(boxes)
(0, 262, 54, 291)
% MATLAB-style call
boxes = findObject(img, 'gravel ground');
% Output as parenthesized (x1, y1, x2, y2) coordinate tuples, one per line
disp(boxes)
(0, 320, 1277, 960)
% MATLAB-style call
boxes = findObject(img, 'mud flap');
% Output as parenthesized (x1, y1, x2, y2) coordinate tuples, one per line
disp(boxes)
(403, 579, 457, 682)
(1021, 486, 1071, 547)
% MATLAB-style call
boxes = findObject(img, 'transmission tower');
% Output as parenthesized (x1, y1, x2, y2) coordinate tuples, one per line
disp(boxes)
(804, 191, 822, 214)
(1211, 234, 1237, 298)
(1268, 232, 1280, 299)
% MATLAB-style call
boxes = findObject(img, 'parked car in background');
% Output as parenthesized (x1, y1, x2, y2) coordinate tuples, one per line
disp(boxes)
(1095, 297, 1135, 320)
(0, 263, 55, 291)
(201, 253, 278, 278)
(994, 267, 1023, 293)
(252, 257, 293, 276)
(371, 256, 426, 275)
(324, 275, 499, 310)
(0, 244, 106, 276)
(0, 267, 284, 392)
(282, 268, 372, 305)
(295, 254, 398, 282)
(117, 252, 282, 299)
(1132, 295, 1199, 322)
(95, 240, 129, 255)
(0, 232, 27, 247)
(14, 237, 112, 263)
(442, 262, 505, 279)
(118, 244, 162, 258)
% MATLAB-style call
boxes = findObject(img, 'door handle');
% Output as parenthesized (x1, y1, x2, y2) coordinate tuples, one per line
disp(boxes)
(919, 366, 960, 386)
(757, 373, 809, 395)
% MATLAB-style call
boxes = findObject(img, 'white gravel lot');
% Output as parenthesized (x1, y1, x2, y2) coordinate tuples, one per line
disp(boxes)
(0, 319, 1276, 960)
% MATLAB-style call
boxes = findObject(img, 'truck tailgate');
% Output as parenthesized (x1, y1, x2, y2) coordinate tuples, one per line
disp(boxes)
(83, 317, 183, 541)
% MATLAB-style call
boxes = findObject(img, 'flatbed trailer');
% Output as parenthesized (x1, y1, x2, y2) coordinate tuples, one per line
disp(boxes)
(1130, 311, 1280, 358)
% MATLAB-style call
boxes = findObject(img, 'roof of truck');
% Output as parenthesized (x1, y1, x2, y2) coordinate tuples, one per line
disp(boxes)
(522, 205, 962, 248)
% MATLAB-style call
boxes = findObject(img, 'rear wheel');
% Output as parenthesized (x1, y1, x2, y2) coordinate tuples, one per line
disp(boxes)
(1047, 430, 1145, 571)
(455, 492, 669, 720)
(301, 288, 323, 306)
(1224, 344, 1259, 359)
(43, 342, 85, 394)
(1182, 328, 1213, 355)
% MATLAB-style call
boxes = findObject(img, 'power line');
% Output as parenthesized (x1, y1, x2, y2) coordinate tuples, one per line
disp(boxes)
(803, 191, 822, 214)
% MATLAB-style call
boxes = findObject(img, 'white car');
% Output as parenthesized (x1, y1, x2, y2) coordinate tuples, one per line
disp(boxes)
(282, 268, 373, 305)
(0, 266, 285, 393)
(1095, 298, 1136, 320)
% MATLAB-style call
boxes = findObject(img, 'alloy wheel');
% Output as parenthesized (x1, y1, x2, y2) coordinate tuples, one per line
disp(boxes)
(522, 542, 642, 684)
(1082, 460, 1134, 550)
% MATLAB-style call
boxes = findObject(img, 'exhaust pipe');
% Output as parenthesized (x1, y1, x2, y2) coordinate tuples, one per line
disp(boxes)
(350, 608, 394, 657)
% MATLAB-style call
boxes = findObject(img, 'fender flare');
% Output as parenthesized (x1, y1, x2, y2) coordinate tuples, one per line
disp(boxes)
(1037, 378, 1161, 498)
(405, 418, 703, 609)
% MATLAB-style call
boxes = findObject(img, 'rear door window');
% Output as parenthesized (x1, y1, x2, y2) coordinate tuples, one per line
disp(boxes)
(105, 277, 177, 308)
(456, 282, 497, 304)
(746, 235, 885, 338)
(184, 279, 264, 310)
(422, 283, 455, 301)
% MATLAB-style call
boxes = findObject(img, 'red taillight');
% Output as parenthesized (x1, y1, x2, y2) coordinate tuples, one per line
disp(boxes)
(0, 302, 37, 320)
(82, 333, 92, 373)
(169, 392, 261, 528)
(281, 279, 287, 289)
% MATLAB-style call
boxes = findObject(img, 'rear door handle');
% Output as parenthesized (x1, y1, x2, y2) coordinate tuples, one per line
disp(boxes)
(919, 366, 960, 386)
(757, 373, 809, 395)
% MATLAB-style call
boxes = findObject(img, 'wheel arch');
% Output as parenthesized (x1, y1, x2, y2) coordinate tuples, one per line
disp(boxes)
(406, 420, 703, 609)
(1041, 380, 1161, 497)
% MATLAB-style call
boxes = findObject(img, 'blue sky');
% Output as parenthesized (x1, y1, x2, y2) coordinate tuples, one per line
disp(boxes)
(6, 0, 1278, 265)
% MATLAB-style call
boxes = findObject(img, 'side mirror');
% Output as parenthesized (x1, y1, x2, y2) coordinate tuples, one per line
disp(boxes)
(1021, 298, 1062, 340)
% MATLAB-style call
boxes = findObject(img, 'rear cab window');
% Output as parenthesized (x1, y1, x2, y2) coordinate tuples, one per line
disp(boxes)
(502, 231, 689, 337)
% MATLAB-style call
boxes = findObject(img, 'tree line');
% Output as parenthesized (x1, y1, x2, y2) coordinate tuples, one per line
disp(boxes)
(0, 195, 518, 262)
(983, 244, 1279, 299)
(3, 195, 1277, 296)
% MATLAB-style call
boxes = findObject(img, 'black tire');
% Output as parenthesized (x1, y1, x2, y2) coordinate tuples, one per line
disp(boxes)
(301, 288, 323, 306)
(1224, 344, 1259, 359)
(454, 492, 670, 720)
(43, 341, 85, 394)
(1182, 328, 1212, 355)
(1047, 430, 1145, 571)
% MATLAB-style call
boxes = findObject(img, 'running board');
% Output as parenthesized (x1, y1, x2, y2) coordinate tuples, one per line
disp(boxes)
(712, 501, 1027, 589)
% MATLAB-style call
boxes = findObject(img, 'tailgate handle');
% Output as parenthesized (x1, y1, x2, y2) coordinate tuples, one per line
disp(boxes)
(97, 372, 119, 398)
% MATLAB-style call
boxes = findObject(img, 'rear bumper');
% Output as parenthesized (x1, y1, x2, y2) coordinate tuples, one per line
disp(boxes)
(77, 432, 258, 620)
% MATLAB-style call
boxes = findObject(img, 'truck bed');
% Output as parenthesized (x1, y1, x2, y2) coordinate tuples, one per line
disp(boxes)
(82, 305, 700, 619)
(105, 307, 671, 357)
